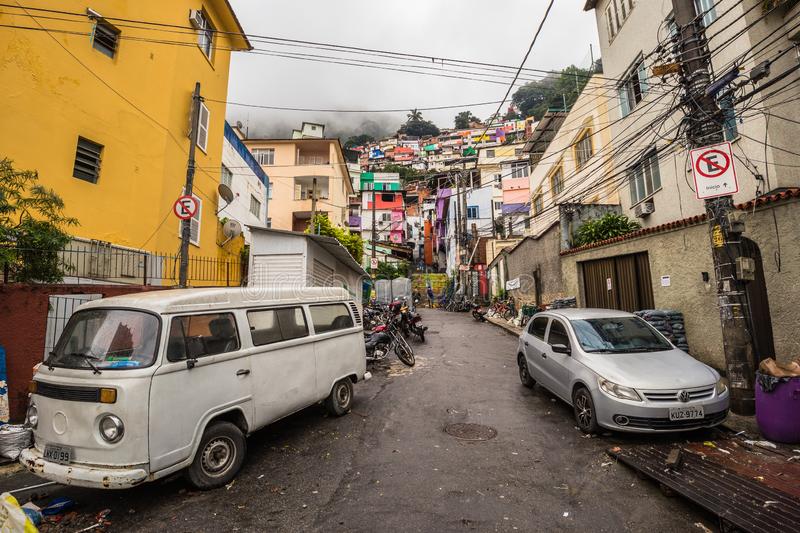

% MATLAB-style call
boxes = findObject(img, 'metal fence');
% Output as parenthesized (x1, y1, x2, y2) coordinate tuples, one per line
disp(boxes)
(2, 242, 246, 287)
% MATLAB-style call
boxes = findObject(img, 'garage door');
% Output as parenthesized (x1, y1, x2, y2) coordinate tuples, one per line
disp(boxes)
(251, 254, 304, 286)
(581, 252, 653, 312)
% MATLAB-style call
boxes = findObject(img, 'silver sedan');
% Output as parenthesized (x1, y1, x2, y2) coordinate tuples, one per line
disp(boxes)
(516, 308, 729, 433)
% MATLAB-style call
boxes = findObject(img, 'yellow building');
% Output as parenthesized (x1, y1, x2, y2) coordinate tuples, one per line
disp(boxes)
(243, 138, 354, 232)
(0, 1, 251, 283)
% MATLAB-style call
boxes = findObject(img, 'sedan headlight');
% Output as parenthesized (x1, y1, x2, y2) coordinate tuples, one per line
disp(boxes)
(26, 403, 38, 429)
(598, 378, 642, 402)
(715, 377, 728, 396)
(99, 415, 124, 443)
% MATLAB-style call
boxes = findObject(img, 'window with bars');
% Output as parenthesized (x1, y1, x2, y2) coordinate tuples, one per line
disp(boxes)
(92, 20, 120, 58)
(250, 195, 262, 218)
(73, 137, 103, 183)
(197, 102, 209, 152)
(550, 166, 564, 197)
(574, 129, 594, 168)
(485, 149, 495, 158)
(220, 164, 233, 188)
(196, 10, 214, 59)
(628, 149, 662, 205)
(252, 148, 275, 165)
(618, 57, 649, 117)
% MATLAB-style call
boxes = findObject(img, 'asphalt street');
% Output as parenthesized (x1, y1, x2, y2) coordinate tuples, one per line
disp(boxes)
(0, 308, 721, 532)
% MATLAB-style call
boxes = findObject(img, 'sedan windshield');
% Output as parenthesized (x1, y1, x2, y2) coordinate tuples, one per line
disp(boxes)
(570, 317, 672, 353)
(47, 309, 159, 370)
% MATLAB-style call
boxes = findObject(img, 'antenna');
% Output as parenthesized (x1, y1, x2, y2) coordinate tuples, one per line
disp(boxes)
(221, 219, 243, 246)
(216, 183, 234, 214)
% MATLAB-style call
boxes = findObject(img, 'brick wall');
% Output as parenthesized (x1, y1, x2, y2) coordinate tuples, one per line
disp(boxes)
(0, 284, 162, 421)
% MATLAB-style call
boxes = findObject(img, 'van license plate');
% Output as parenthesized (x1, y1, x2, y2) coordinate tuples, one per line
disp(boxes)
(668, 406, 704, 421)
(43, 445, 72, 465)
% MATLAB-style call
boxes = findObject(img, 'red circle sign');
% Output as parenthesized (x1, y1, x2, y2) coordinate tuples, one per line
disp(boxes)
(694, 149, 730, 178)
(173, 195, 199, 220)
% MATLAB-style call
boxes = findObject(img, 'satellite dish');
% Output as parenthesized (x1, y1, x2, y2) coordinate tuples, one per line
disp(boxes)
(222, 219, 243, 239)
(218, 183, 235, 204)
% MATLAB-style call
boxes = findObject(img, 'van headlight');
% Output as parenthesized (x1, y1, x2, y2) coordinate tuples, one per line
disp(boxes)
(26, 403, 38, 429)
(715, 378, 728, 396)
(598, 378, 642, 402)
(99, 415, 124, 443)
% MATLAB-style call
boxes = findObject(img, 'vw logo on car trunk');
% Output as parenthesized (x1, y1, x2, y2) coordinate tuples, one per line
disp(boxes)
(678, 390, 691, 403)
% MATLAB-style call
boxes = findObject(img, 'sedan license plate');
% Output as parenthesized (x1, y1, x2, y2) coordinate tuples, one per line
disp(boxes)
(669, 405, 704, 421)
(43, 444, 73, 465)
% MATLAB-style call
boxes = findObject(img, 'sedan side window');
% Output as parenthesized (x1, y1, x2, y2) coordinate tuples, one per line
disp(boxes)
(529, 316, 549, 340)
(167, 313, 240, 361)
(547, 320, 571, 349)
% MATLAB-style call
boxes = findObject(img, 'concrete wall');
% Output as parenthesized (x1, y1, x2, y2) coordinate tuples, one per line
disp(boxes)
(561, 199, 800, 371)
(0, 284, 163, 421)
(504, 223, 564, 306)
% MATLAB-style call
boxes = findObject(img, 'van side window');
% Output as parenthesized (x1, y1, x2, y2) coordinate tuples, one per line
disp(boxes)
(529, 316, 548, 340)
(247, 307, 308, 346)
(167, 313, 240, 361)
(309, 303, 354, 334)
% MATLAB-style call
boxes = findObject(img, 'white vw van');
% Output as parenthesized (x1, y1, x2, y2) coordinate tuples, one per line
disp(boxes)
(20, 287, 369, 490)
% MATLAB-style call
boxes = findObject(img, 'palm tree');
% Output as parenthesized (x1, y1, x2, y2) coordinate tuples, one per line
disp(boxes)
(407, 109, 423, 123)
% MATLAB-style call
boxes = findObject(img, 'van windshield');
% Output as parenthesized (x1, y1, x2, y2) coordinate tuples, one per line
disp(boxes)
(47, 309, 160, 370)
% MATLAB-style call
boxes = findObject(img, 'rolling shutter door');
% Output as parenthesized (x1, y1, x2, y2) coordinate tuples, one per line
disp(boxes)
(251, 254, 304, 286)
(309, 259, 335, 287)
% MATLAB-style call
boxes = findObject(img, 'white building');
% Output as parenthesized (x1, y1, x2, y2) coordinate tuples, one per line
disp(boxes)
(583, 0, 800, 228)
(219, 121, 270, 242)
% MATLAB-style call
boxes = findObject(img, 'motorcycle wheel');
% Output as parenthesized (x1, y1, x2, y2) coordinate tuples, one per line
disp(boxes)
(417, 329, 425, 343)
(395, 336, 415, 366)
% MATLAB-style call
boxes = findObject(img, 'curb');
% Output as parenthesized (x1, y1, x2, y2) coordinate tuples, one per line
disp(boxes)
(485, 317, 522, 337)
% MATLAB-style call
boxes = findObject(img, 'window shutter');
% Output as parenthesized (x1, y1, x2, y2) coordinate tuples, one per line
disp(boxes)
(618, 87, 630, 117)
(637, 60, 649, 95)
(294, 183, 302, 200)
(197, 103, 209, 152)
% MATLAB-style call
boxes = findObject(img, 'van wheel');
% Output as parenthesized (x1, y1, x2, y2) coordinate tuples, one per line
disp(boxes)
(185, 421, 246, 490)
(326, 379, 353, 417)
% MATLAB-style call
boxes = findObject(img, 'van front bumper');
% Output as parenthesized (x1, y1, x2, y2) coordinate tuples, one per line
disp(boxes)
(19, 447, 149, 489)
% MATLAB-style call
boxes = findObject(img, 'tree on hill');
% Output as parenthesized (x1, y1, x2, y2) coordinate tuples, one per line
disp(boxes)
(399, 109, 440, 137)
(343, 133, 375, 150)
(454, 111, 481, 129)
(511, 65, 592, 120)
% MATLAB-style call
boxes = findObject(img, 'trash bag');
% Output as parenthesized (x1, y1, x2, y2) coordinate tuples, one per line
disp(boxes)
(0, 425, 32, 461)
(757, 371, 793, 393)
(0, 492, 38, 533)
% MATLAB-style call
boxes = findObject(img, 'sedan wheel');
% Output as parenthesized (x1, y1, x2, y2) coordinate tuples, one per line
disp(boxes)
(573, 387, 599, 434)
(518, 354, 534, 388)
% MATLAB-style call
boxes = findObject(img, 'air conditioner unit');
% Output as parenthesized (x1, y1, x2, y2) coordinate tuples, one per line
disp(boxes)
(634, 200, 655, 218)
(188, 9, 204, 29)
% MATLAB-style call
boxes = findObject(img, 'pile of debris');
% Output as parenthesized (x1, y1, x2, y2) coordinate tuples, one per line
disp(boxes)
(634, 309, 690, 352)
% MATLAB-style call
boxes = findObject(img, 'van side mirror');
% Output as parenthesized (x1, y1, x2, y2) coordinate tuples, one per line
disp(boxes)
(185, 337, 204, 368)
(551, 344, 571, 355)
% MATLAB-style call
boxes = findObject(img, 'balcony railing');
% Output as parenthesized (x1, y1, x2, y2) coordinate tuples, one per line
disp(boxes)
(297, 155, 330, 165)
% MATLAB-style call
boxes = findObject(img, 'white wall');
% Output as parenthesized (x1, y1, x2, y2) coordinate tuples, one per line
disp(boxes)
(220, 138, 268, 242)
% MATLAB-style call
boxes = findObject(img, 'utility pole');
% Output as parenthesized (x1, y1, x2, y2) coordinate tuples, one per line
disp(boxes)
(673, 0, 756, 415)
(453, 173, 461, 289)
(179, 82, 202, 288)
(371, 185, 377, 278)
(311, 177, 318, 232)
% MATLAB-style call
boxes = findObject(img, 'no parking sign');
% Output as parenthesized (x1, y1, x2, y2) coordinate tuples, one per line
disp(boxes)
(689, 142, 738, 200)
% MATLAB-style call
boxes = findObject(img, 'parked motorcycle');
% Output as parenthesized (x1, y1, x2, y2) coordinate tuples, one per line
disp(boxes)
(399, 303, 427, 342)
(364, 320, 415, 366)
(471, 302, 487, 322)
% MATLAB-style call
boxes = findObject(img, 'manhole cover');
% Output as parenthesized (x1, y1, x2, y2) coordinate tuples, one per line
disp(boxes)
(444, 423, 497, 441)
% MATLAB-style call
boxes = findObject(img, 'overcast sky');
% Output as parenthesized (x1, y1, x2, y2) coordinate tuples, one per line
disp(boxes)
(226, 0, 600, 139)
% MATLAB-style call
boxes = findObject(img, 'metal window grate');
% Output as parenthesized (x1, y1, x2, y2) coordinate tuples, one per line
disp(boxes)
(73, 137, 103, 183)
(92, 21, 119, 58)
